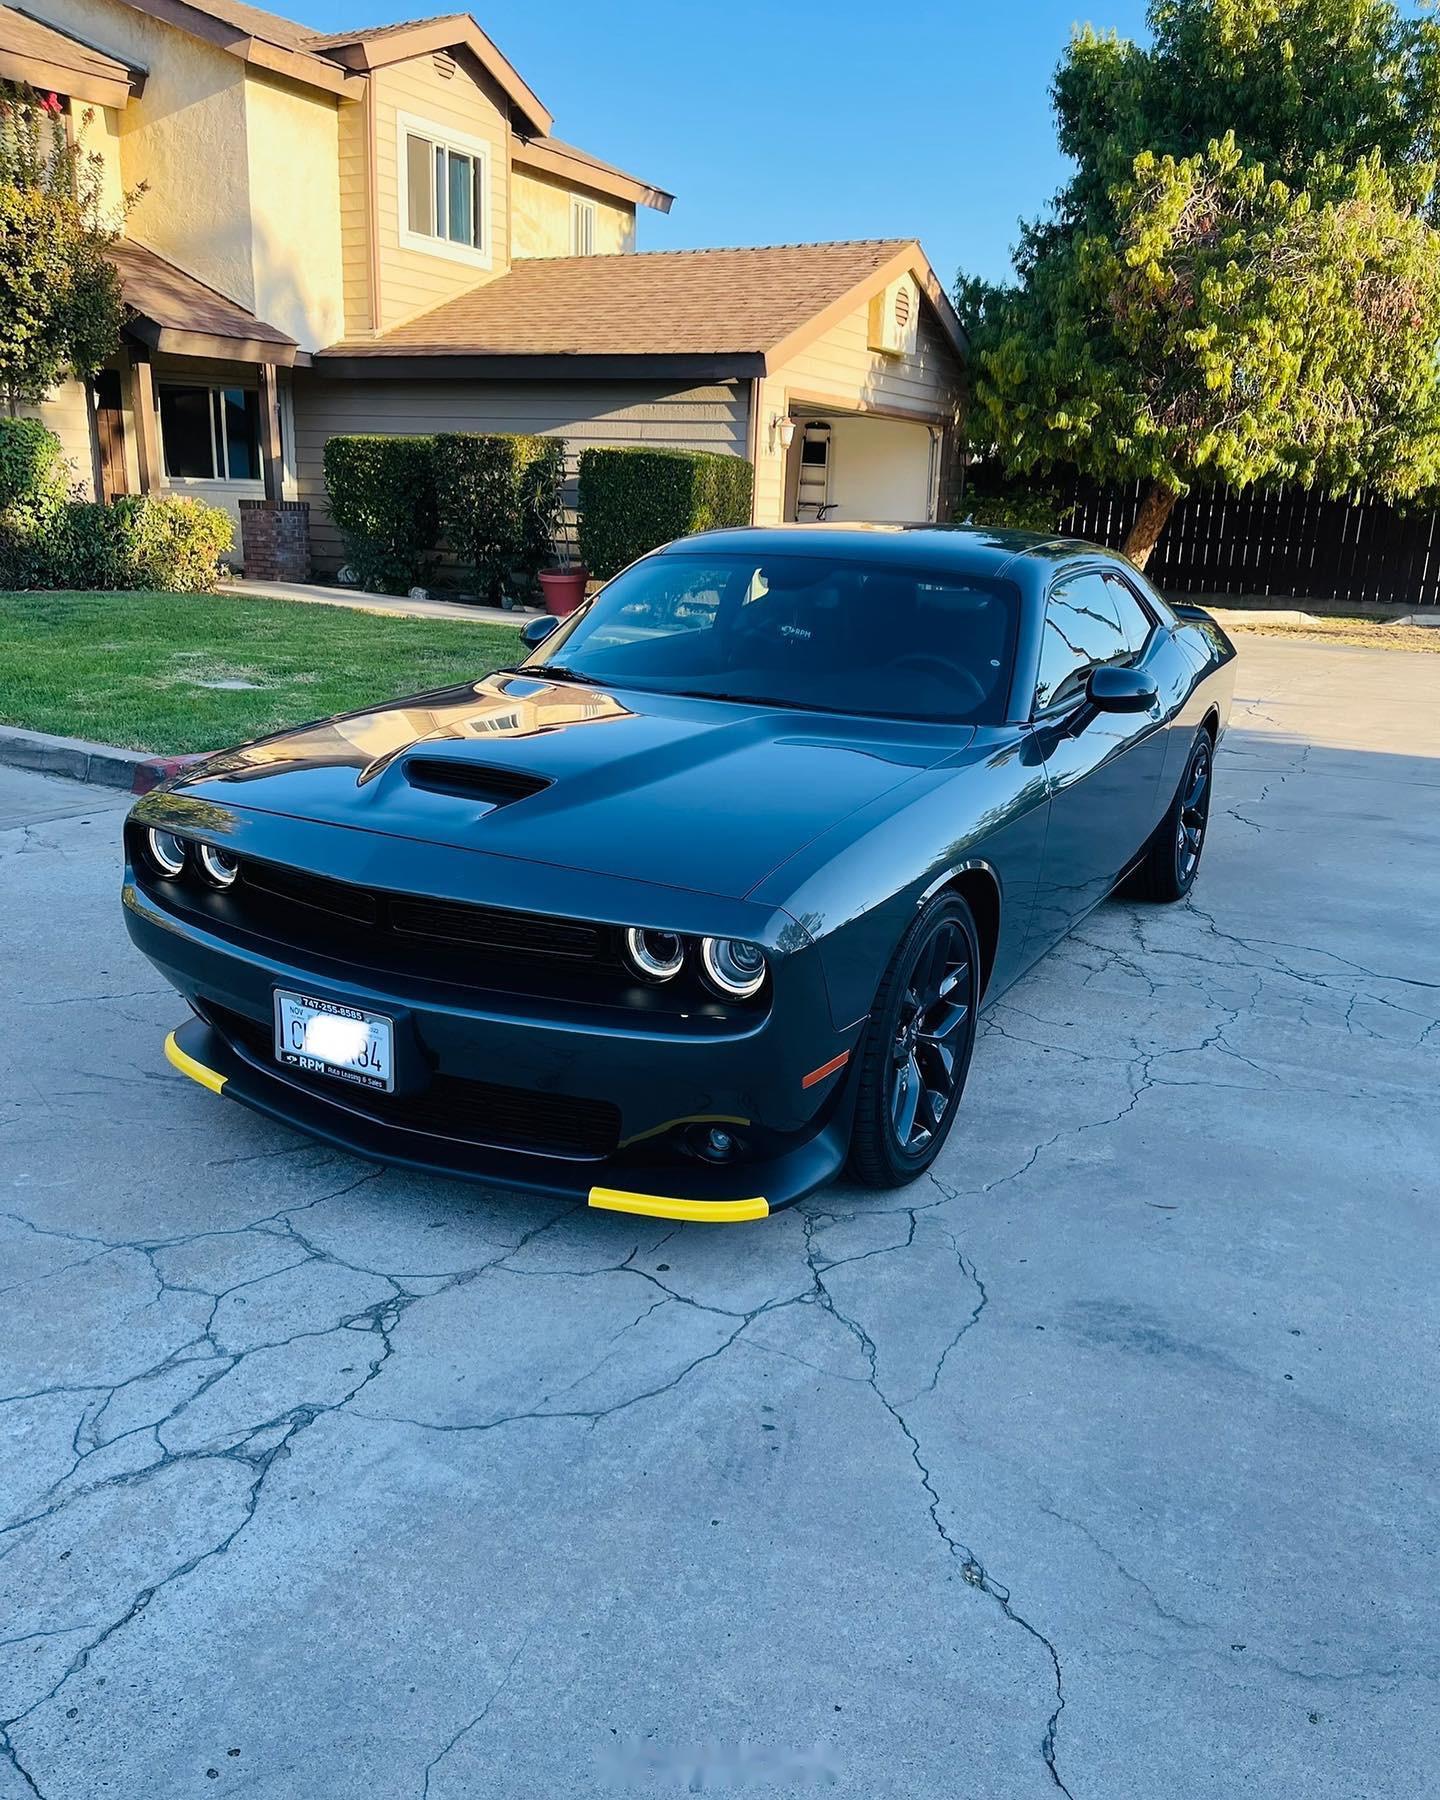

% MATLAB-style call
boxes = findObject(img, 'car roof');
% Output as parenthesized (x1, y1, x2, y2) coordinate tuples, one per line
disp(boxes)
(662, 522, 1114, 579)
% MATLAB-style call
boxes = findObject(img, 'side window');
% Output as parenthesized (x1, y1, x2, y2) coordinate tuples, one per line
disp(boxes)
(1103, 572, 1155, 656)
(1034, 573, 1128, 712)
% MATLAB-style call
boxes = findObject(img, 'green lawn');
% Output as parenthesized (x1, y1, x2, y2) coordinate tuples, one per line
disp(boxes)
(0, 590, 522, 755)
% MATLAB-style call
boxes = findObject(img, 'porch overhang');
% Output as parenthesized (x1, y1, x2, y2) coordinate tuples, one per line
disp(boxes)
(110, 239, 301, 368)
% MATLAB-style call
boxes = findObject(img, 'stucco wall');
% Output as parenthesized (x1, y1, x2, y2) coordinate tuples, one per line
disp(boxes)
(38, 0, 255, 309)
(291, 374, 749, 567)
(753, 298, 961, 525)
(511, 168, 635, 259)
(245, 71, 345, 350)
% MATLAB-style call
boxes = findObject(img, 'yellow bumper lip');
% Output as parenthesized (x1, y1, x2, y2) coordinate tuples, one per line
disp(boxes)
(163, 1029, 227, 1096)
(587, 1187, 770, 1223)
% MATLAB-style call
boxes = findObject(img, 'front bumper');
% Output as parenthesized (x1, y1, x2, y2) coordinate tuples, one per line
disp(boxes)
(127, 874, 860, 1219)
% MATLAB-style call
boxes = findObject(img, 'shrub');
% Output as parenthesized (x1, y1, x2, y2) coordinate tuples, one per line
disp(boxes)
(122, 493, 233, 591)
(0, 493, 232, 592)
(323, 434, 437, 594)
(0, 416, 65, 513)
(433, 433, 566, 602)
(577, 447, 754, 580)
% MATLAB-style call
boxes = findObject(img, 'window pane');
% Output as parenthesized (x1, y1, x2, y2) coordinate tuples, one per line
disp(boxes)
(406, 133, 433, 236)
(473, 156, 484, 250)
(434, 144, 447, 237)
(158, 385, 215, 479)
(222, 389, 260, 480)
(1035, 575, 1128, 711)
(1104, 572, 1154, 654)
(447, 148, 473, 245)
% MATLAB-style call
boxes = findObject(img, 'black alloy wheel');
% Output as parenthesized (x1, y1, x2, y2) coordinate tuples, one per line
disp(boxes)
(1134, 729, 1215, 902)
(848, 893, 981, 1188)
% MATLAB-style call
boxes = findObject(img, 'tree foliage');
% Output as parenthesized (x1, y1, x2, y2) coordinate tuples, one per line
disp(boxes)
(960, 0, 1440, 563)
(0, 85, 128, 409)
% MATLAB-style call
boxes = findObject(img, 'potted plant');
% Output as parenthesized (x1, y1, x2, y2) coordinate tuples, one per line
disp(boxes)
(530, 454, 587, 617)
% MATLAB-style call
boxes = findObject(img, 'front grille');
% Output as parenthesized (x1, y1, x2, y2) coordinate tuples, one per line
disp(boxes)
(229, 855, 606, 965)
(208, 1004, 621, 1160)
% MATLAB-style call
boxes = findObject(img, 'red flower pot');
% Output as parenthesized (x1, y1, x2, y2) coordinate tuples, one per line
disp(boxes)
(538, 567, 588, 617)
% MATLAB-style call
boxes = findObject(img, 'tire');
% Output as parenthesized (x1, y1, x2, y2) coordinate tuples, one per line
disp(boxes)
(1133, 730, 1214, 903)
(847, 893, 981, 1189)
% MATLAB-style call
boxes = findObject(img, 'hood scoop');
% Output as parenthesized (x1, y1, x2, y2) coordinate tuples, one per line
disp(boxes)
(401, 757, 552, 808)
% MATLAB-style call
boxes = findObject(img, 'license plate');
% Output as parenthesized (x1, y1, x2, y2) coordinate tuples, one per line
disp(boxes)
(273, 990, 395, 1092)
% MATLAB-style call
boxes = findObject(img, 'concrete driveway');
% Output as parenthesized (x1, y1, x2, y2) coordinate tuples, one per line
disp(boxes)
(2, 639, 1436, 1799)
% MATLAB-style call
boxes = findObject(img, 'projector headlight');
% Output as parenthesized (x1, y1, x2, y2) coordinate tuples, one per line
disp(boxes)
(146, 828, 188, 877)
(624, 926, 686, 983)
(197, 843, 239, 888)
(700, 937, 767, 999)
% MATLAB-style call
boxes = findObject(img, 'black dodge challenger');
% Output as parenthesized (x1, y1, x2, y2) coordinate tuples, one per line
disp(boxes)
(123, 525, 1235, 1221)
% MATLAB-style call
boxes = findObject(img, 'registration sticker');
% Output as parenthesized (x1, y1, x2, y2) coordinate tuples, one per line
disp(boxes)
(273, 990, 394, 1092)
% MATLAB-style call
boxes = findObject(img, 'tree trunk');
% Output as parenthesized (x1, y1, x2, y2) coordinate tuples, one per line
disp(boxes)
(1121, 481, 1179, 570)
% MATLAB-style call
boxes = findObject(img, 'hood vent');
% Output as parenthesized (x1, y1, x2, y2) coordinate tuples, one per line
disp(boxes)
(402, 758, 552, 807)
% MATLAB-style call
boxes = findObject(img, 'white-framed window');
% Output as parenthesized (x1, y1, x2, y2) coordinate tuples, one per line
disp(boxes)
(157, 383, 262, 482)
(398, 110, 491, 268)
(569, 195, 597, 256)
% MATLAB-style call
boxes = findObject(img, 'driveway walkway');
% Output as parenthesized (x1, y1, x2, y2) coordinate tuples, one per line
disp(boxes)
(1, 640, 1436, 1799)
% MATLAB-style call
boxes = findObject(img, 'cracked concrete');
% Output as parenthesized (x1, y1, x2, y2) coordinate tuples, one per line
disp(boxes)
(1, 638, 1437, 1798)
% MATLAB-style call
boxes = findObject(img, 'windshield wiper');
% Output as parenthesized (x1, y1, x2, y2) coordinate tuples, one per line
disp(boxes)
(670, 689, 847, 715)
(520, 663, 608, 686)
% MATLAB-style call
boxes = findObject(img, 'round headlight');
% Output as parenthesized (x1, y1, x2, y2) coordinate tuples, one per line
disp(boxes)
(197, 843, 239, 888)
(146, 828, 188, 877)
(701, 937, 767, 999)
(624, 926, 686, 983)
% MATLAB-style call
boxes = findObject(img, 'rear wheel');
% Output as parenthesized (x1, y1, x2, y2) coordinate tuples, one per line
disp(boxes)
(847, 894, 981, 1189)
(1133, 731, 1213, 902)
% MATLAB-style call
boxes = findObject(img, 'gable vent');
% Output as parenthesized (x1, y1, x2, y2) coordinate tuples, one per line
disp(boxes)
(433, 50, 457, 79)
(893, 285, 912, 331)
(403, 758, 551, 807)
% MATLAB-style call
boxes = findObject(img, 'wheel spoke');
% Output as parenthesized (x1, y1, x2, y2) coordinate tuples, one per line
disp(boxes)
(891, 1053, 922, 1144)
(916, 1035, 955, 1093)
(921, 997, 970, 1044)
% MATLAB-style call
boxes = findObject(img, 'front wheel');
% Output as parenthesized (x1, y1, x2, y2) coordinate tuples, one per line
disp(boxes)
(1133, 731, 1213, 902)
(847, 894, 981, 1189)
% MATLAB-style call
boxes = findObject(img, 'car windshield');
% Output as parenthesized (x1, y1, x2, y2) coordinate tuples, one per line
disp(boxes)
(523, 552, 1020, 724)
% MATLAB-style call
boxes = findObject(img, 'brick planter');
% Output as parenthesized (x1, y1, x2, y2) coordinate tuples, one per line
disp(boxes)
(240, 500, 311, 582)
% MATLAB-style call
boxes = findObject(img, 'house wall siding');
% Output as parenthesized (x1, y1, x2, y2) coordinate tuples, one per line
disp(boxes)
(511, 168, 635, 258)
(291, 374, 749, 567)
(752, 302, 962, 524)
(370, 52, 512, 333)
(24, 377, 96, 500)
(338, 87, 373, 335)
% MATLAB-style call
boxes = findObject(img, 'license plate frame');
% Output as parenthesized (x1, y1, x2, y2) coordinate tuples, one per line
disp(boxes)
(272, 989, 396, 1093)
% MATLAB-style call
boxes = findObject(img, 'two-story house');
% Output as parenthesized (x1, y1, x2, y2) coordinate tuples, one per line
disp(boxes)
(1, 0, 967, 578)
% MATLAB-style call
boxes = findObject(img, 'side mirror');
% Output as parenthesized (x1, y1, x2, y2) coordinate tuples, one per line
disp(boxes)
(520, 615, 559, 652)
(1087, 664, 1159, 714)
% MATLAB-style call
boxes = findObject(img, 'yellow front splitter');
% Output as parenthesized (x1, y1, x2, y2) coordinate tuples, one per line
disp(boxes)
(164, 1029, 227, 1096)
(587, 1188, 769, 1224)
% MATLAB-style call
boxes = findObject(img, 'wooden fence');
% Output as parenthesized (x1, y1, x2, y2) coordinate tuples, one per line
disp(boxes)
(1062, 481, 1440, 606)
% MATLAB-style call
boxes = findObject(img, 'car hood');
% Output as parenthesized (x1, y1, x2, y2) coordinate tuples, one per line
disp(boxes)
(172, 672, 971, 899)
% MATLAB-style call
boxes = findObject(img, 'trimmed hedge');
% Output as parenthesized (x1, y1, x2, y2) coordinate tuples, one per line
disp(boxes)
(433, 433, 566, 603)
(323, 434, 437, 595)
(577, 447, 754, 580)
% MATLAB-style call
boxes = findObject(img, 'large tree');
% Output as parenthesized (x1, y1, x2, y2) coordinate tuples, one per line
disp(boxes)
(0, 86, 126, 414)
(960, 0, 1440, 566)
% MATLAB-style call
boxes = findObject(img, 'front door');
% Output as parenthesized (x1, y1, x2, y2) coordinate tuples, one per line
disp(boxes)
(1026, 569, 1170, 951)
(92, 370, 128, 502)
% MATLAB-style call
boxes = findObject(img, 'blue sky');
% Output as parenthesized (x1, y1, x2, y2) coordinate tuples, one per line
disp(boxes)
(292, 1, 1155, 289)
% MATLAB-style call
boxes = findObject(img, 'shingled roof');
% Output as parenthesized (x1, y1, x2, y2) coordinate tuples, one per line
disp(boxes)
(317, 240, 964, 379)
(0, 5, 137, 104)
(111, 239, 300, 364)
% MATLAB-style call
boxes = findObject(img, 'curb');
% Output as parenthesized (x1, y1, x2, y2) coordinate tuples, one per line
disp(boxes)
(0, 725, 203, 795)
